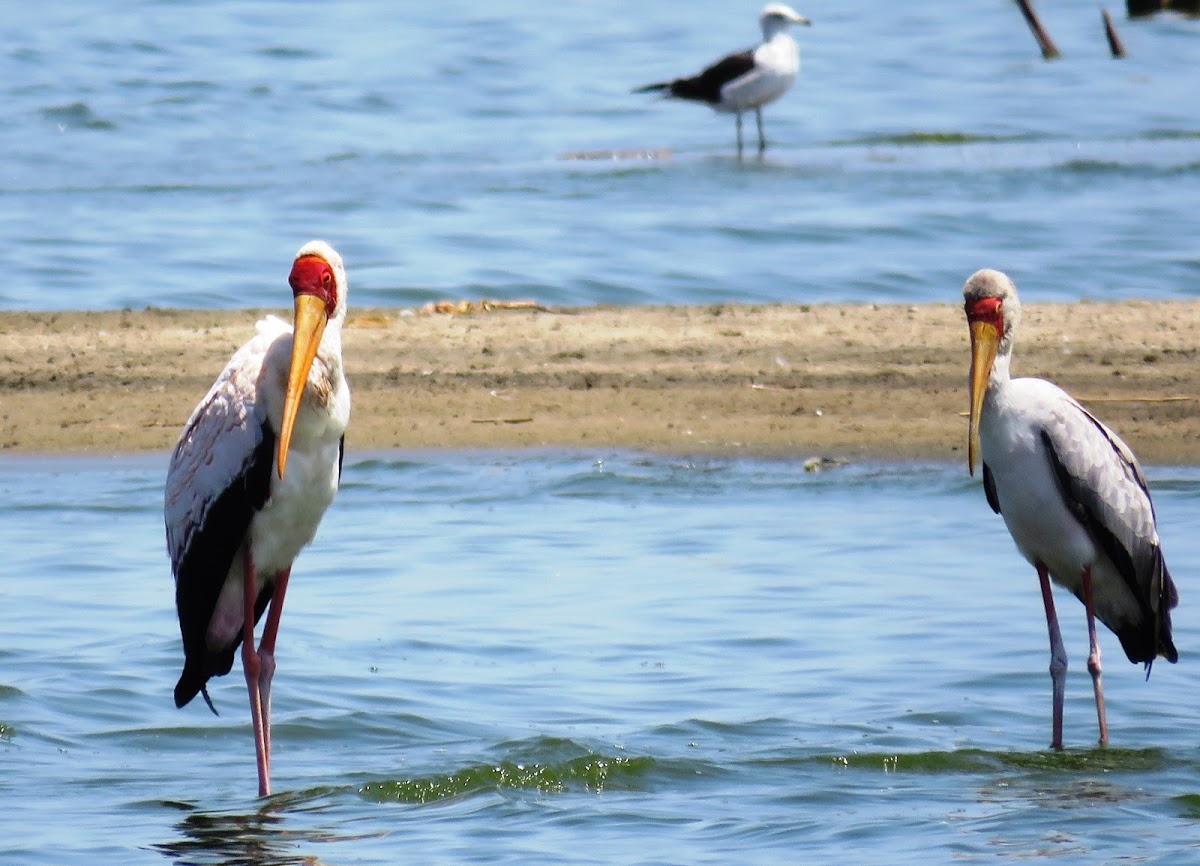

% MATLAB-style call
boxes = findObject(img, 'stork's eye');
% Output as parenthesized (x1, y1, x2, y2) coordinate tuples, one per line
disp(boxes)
(322, 272, 333, 289)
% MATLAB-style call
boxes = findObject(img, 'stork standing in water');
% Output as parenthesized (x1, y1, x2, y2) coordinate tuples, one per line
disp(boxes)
(964, 268, 1178, 749)
(165, 240, 351, 796)
(633, 3, 811, 156)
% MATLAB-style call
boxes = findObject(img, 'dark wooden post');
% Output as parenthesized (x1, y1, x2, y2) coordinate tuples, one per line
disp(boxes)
(1014, 0, 1062, 60)
(1102, 8, 1126, 57)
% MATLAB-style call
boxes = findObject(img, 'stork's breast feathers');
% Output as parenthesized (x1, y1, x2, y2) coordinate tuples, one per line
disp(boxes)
(307, 355, 337, 408)
(293, 350, 350, 445)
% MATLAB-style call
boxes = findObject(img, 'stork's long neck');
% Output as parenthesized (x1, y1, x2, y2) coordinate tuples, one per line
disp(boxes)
(317, 318, 345, 383)
(989, 343, 1013, 391)
(981, 338, 1017, 428)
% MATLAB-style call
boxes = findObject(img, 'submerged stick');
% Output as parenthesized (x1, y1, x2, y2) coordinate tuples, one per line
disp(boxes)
(1014, 0, 1062, 60)
(1102, 8, 1126, 57)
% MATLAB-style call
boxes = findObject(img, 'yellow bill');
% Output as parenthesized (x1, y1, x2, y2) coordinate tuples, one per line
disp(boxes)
(967, 318, 999, 477)
(278, 293, 329, 478)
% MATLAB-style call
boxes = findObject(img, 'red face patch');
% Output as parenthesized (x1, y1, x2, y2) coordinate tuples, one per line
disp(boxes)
(964, 295, 1003, 327)
(289, 254, 337, 316)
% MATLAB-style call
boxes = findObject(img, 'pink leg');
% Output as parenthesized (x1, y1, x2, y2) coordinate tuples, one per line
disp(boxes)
(256, 567, 291, 773)
(241, 546, 270, 797)
(1036, 563, 1067, 750)
(1081, 566, 1109, 748)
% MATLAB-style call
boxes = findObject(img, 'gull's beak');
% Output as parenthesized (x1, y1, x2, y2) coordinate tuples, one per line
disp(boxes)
(794, 14, 812, 25)
(278, 293, 329, 478)
(967, 319, 999, 477)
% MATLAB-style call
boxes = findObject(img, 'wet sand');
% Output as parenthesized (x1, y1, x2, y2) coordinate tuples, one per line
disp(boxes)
(1, 300, 1197, 463)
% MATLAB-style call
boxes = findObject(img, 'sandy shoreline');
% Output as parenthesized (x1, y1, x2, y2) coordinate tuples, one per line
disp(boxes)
(1, 300, 1198, 464)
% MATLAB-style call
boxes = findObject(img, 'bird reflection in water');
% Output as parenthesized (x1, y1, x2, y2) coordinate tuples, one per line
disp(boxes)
(152, 789, 381, 866)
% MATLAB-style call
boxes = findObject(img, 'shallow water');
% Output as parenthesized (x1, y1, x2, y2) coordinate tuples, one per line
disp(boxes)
(3, 0, 1199, 310)
(2, 451, 1199, 863)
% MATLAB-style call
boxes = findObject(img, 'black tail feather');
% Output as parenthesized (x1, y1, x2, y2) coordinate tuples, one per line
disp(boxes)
(175, 669, 219, 715)
(173, 582, 273, 712)
(174, 662, 208, 710)
(1147, 554, 1179, 670)
(633, 81, 670, 94)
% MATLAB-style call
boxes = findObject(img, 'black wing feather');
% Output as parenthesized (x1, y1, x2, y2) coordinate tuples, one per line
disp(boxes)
(172, 424, 276, 708)
(982, 462, 1001, 514)
(1039, 422, 1178, 666)
(636, 49, 756, 105)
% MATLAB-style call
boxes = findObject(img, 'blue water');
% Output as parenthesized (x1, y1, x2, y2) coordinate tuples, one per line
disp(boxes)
(2, 0, 1199, 311)
(5, 1, 1200, 861)
(2, 452, 1199, 863)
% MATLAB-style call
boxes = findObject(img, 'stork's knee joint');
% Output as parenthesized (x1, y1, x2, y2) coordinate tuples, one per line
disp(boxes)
(1049, 655, 1067, 679)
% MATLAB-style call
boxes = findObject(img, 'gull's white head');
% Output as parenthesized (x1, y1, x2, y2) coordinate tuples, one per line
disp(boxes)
(760, 3, 811, 37)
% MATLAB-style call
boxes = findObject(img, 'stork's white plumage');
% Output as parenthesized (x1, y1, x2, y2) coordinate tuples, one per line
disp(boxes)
(633, 3, 811, 155)
(165, 240, 351, 797)
(964, 268, 1178, 750)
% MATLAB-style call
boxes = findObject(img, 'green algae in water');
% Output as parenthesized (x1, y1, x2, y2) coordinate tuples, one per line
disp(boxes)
(995, 747, 1171, 773)
(829, 130, 1028, 147)
(360, 753, 656, 804)
(1172, 793, 1200, 820)
(1144, 129, 1200, 141)
(826, 749, 1000, 773)
(825, 747, 1171, 774)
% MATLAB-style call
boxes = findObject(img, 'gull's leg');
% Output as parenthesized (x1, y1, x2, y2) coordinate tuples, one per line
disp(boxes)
(241, 545, 270, 796)
(735, 112, 744, 157)
(1037, 562, 1067, 750)
(1081, 565, 1109, 747)
(756, 107, 766, 153)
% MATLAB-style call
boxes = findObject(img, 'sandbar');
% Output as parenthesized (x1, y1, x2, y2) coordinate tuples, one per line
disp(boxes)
(1, 300, 1197, 464)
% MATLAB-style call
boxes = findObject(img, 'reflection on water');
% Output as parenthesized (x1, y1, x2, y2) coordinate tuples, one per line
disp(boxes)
(154, 789, 370, 866)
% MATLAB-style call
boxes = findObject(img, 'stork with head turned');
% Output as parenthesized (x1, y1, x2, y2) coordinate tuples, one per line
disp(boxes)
(165, 240, 351, 797)
(963, 268, 1178, 750)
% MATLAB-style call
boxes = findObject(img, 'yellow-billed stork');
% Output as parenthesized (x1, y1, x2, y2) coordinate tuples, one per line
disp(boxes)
(964, 268, 1178, 749)
(165, 240, 351, 796)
